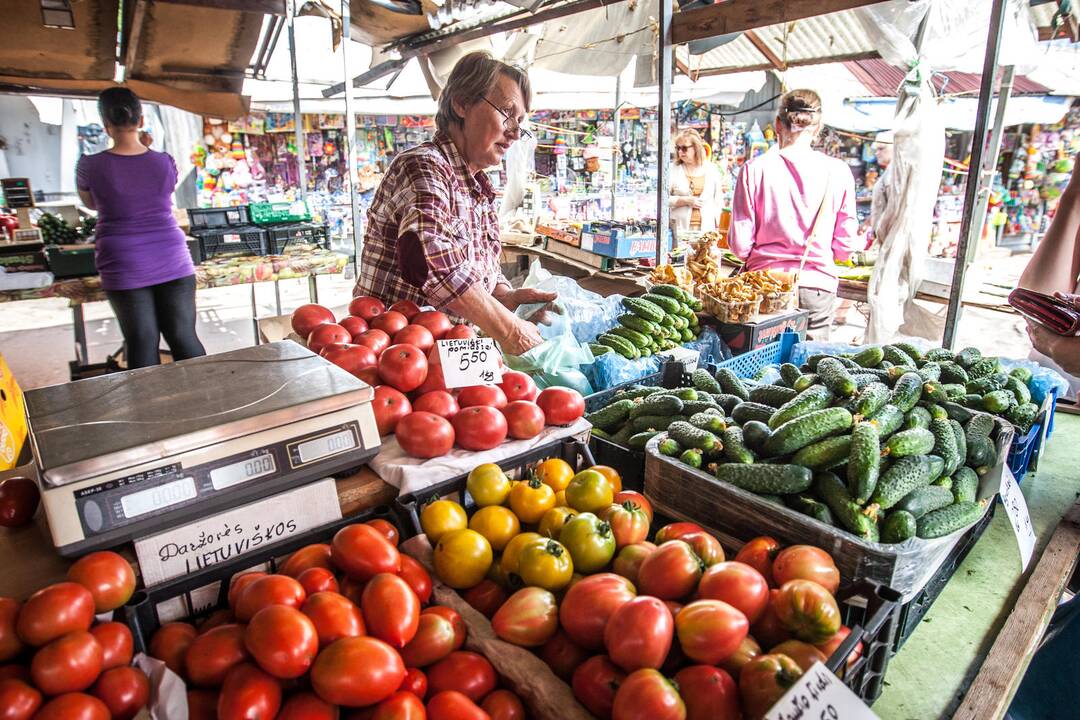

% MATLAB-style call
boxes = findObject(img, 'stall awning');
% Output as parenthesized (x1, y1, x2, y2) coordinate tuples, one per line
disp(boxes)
(843, 58, 1052, 98)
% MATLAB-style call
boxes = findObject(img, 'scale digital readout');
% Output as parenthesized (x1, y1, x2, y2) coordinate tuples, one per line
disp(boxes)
(15, 342, 381, 557)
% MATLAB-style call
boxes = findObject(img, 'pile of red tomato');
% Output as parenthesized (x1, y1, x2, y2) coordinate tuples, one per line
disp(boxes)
(0, 551, 146, 720)
(145, 517, 526, 719)
(291, 297, 585, 460)
(417, 460, 861, 720)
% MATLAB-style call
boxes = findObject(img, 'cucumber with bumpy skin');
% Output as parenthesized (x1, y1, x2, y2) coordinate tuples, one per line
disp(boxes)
(852, 383, 890, 419)
(890, 372, 924, 412)
(588, 343, 612, 357)
(630, 394, 684, 419)
(931, 418, 961, 475)
(917, 362, 942, 383)
(868, 404, 905, 436)
(740, 420, 772, 455)
(940, 362, 969, 385)
(631, 415, 680, 432)
(1010, 366, 1034, 384)
(1005, 402, 1039, 433)
(955, 346, 982, 368)
(895, 485, 954, 519)
(815, 471, 879, 541)
(618, 313, 661, 335)
(792, 434, 853, 470)
(585, 399, 635, 431)
(622, 296, 666, 323)
(966, 435, 997, 470)
(917, 500, 987, 539)
(628, 431, 663, 450)
(721, 426, 755, 464)
(847, 421, 881, 505)
(779, 363, 804, 387)
(769, 385, 834, 430)
(869, 455, 936, 510)
(688, 412, 727, 434)
(852, 346, 885, 368)
(691, 368, 724, 395)
(817, 357, 858, 398)
(905, 406, 932, 430)
(883, 428, 936, 458)
(683, 399, 721, 416)
(732, 402, 776, 426)
(667, 421, 720, 451)
(949, 419, 967, 472)
(952, 466, 979, 504)
(642, 292, 681, 314)
(679, 448, 703, 469)
(713, 394, 743, 414)
(982, 390, 1013, 413)
(715, 368, 751, 401)
(750, 384, 799, 408)
(785, 494, 836, 525)
(925, 348, 955, 363)
(883, 345, 917, 367)
(894, 342, 924, 363)
(658, 437, 682, 457)
(881, 511, 917, 543)
(793, 373, 820, 392)
(764, 407, 854, 457)
(1005, 375, 1032, 405)
(715, 463, 813, 494)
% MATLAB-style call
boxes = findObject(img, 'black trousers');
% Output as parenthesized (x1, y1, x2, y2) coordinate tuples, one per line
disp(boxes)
(106, 274, 206, 369)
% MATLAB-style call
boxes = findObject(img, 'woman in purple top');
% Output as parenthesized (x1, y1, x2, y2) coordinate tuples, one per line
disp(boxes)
(76, 88, 205, 369)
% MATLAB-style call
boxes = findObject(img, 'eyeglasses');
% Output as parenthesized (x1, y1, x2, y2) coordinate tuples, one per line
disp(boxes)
(675, 145, 693, 152)
(482, 96, 533, 139)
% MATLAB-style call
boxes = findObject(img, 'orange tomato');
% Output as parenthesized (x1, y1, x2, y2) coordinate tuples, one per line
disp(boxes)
(533, 458, 574, 493)
(591, 465, 623, 494)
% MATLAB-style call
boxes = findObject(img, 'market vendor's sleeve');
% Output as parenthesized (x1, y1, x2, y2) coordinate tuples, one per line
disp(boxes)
(392, 158, 484, 308)
(830, 165, 861, 262)
(728, 164, 756, 259)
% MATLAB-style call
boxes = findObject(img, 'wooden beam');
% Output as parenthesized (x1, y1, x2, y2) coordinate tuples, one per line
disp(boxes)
(673, 0, 884, 45)
(154, 0, 287, 14)
(954, 501, 1080, 720)
(674, 56, 694, 80)
(123, 0, 147, 71)
(744, 28, 786, 70)
(691, 50, 878, 78)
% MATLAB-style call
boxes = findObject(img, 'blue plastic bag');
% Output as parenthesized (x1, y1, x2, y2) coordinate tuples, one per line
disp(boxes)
(587, 352, 662, 392)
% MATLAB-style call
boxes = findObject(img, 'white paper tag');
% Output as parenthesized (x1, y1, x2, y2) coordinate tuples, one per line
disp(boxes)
(224, 233, 240, 244)
(999, 467, 1037, 571)
(765, 662, 879, 720)
(437, 338, 503, 389)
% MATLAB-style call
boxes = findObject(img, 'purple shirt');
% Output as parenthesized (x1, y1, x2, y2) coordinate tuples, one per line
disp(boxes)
(76, 150, 194, 291)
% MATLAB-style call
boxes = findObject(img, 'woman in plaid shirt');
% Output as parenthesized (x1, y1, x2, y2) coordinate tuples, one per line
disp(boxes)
(355, 52, 556, 355)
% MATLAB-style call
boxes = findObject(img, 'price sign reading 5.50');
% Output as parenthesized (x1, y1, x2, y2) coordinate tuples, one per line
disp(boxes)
(437, 338, 504, 389)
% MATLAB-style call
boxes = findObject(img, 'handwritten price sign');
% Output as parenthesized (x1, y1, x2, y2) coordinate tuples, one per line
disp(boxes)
(437, 338, 503, 389)
(765, 662, 879, 720)
(999, 467, 1037, 571)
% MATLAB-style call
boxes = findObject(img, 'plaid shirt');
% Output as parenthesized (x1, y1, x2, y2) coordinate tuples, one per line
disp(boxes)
(354, 132, 509, 313)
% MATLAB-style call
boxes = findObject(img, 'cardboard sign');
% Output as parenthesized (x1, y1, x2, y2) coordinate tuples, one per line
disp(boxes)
(437, 338, 503, 388)
(999, 467, 1037, 571)
(765, 662, 879, 720)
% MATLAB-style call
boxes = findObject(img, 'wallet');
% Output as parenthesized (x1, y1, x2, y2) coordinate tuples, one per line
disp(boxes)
(1008, 287, 1080, 336)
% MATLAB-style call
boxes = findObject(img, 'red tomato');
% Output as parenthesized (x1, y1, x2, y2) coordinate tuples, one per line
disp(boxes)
(397, 555, 432, 605)
(245, 605, 319, 679)
(396, 412, 455, 459)
(815, 625, 862, 671)
(372, 690, 426, 720)
(372, 311, 410, 336)
(697, 562, 770, 624)
(355, 329, 392, 356)
(0, 664, 30, 683)
(302, 591, 366, 649)
(198, 609, 235, 635)
(379, 344, 429, 393)
(674, 666, 740, 720)
(332, 523, 401, 581)
(461, 580, 507, 619)
(426, 690, 489, 720)
(399, 667, 427, 699)
(320, 342, 353, 358)
(770, 640, 827, 672)
(276, 692, 338, 720)
(751, 589, 793, 649)
(362, 574, 420, 648)
(311, 636, 405, 707)
(234, 575, 306, 622)
(501, 400, 546, 439)
(185, 624, 249, 688)
(612, 668, 685, 720)
(0, 678, 40, 720)
(16, 582, 95, 647)
(772, 545, 840, 595)
(602, 502, 650, 550)
(67, 551, 136, 613)
(0, 478, 39, 528)
(31, 630, 103, 695)
(355, 366, 382, 386)
(653, 522, 704, 544)
(90, 622, 133, 671)
(394, 325, 435, 353)
(186, 689, 219, 720)
(675, 600, 749, 665)
(228, 572, 268, 607)
(637, 540, 704, 600)
(492, 587, 559, 647)
(366, 519, 400, 547)
(738, 653, 803, 720)
(604, 596, 674, 672)
(773, 579, 841, 644)
(612, 491, 653, 523)
(298, 567, 340, 596)
(148, 622, 196, 677)
(559, 573, 636, 650)
(349, 296, 386, 321)
(426, 651, 496, 702)
(372, 386, 413, 436)
(498, 371, 539, 403)
(536, 387, 585, 425)
(30, 693, 110, 720)
(451, 406, 508, 451)
(281, 544, 333, 577)
(0, 598, 23, 662)
(719, 635, 763, 680)
(217, 662, 281, 720)
(444, 324, 477, 340)
(481, 689, 526, 720)
(412, 391, 459, 420)
(611, 542, 655, 587)
(457, 385, 508, 410)
(292, 304, 336, 337)
(677, 532, 725, 567)
(399, 612, 458, 668)
(420, 607, 465, 651)
(323, 345, 379, 377)
(339, 315, 369, 336)
(572, 655, 625, 719)
(389, 300, 422, 320)
(309, 324, 353, 355)
(90, 666, 149, 720)
(414, 349, 448, 395)
(412, 311, 452, 341)
(735, 536, 782, 587)
(538, 630, 588, 682)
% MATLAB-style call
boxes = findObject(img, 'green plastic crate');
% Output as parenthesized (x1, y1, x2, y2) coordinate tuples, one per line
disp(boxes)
(248, 201, 311, 225)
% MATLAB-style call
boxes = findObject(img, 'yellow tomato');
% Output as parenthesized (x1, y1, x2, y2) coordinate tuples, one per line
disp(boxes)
(565, 469, 614, 513)
(534, 458, 575, 493)
(537, 506, 577, 539)
(500, 531, 543, 577)
(517, 538, 574, 592)
(420, 499, 468, 543)
(469, 506, 521, 552)
(466, 463, 512, 507)
(433, 528, 493, 589)
(591, 465, 623, 494)
(509, 477, 557, 524)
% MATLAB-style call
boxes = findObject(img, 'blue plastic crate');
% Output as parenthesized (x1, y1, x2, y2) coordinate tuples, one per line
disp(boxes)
(1007, 387, 1058, 482)
(712, 329, 800, 378)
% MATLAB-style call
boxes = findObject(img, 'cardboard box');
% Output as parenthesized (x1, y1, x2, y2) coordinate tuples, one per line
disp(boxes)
(712, 309, 808, 355)
(0, 354, 27, 471)
(581, 223, 672, 259)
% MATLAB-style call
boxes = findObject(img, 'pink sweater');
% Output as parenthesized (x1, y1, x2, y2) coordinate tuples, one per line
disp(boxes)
(728, 145, 860, 293)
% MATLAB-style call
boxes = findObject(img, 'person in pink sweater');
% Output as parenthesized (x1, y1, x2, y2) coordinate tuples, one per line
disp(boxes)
(728, 89, 861, 340)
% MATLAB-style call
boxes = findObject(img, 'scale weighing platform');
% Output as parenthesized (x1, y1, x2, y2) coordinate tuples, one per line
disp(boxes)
(17, 342, 380, 557)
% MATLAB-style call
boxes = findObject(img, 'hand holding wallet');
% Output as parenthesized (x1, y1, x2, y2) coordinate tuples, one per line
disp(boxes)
(1008, 287, 1080, 336)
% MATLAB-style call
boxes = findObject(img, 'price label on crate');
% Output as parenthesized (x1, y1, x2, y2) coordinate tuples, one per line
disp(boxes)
(999, 467, 1036, 571)
(764, 662, 879, 720)
(437, 338, 503, 389)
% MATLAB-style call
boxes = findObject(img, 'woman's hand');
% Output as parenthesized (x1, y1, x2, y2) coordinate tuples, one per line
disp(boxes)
(1027, 320, 1080, 376)
(497, 316, 546, 356)
(499, 287, 557, 312)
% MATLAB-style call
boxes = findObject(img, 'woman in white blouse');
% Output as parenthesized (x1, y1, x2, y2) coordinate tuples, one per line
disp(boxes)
(669, 128, 725, 232)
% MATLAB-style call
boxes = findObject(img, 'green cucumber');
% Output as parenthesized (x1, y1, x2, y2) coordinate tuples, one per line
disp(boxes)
(668, 388, 700, 402)
(611, 425, 634, 445)
(779, 363, 804, 387)
(585, 399, 636, 432)
(614, 386, 664, 402)
(904, 406, 932, 430)
(814, 471, 879, 541)
(715, 368, 751, 401)
(939, 362, 970, 385)
(749, 384, 799, 408)
(883, 345, 917, 367)
(951, 466, 979, 504)
(720, 427, 755, 464)
(869, 455, 936, 510)
(966, 435, 997, 470)
(883, 428, 936, 458)
(617, 313, 660, 335)
(628, 431, 663, 450)
(764, 407, 854, 457)
(852, 346, 885, 368)
(868, 404, 905, 437)
(590, 428, 613, 441)
(631, 415, 679, 432)
(1010, 367, 1034, 384)
(949, 419, 967, 473)
(658, 437, 682, 457)
(608, 325, 651, 348)
(917, 501, 987, 539)
(715, 464, 813, 494)
(890, 372, 924, 412)
(667, 421, 720, 451)
(930, 418, 960, 475)
(894, 342, 925, 363)
(740, 421, 772, 455)
(793, 373, 820, 392)
(895, 485, 955, 519)
(650, 283, 692, 303)
(881, 510, 917, 543)
(713, 394, 744, 414)
(925, 348, 956, 363)
(785, 494, 836, 525)
(769, 385, 834, 430)
(630, 394, 684, 419)
(847, 421, 881, 505)
(1005, 402, 1039, 433)
(955, 347, 982, 368)
(641, 292, 681, 314)
(965, 412, 995, 440)
(927, 455, 946, 479)
(598, 333, 639, 359)
(933, 476, 953, 491)
(691, 368, 724, 394)
(732, 402, 777, 426)
(1005, 376, 1032, 405)
(621, 297, 665, 324)
(588, 343, 612, 357)
(852, 383, 890, 419)
(792, 434, 853, 470)
(683, 399, 721, 416)
(922, 381, 949, 404)
(817, 357, 858, 398)
(679, 448, 703, 469)
(943, 383, 967, 401)
(967, 357, 1000, 380)
(982, 390, 1013, 413)
(688, 412, 727, 434)
(917, 362, 942, 383)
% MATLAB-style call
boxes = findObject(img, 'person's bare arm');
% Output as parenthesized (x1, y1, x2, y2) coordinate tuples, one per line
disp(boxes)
(447, 284, 544, 355)
(1019, 170, 1080, 294)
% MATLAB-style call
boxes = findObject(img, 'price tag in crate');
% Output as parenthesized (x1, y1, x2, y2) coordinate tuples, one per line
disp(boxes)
(765, 662, 879, 720)
(437, 338, 503, 388)
(999, 467, 1037, 571)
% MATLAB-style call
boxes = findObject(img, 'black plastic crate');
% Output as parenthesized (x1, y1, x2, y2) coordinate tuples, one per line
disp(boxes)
(194, 224, 268, 259)
(265, 222, 330, 254)
(892, 501, 996, 650)
(44, 244, 97, 278)
(123, 505, 399, 653)
(186, 205, 250, 230)
(831, 582, 901, 705)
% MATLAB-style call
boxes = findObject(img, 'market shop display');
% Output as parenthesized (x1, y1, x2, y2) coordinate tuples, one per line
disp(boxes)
(589, 286, 703, 360)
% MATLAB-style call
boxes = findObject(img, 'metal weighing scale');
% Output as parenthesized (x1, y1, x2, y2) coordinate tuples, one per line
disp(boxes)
(15, 342, 381, 557)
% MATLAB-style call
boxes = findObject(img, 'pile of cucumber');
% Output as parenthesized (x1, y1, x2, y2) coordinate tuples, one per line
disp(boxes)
(588, 284, 702, 360)
(587, 342, 1014, 545)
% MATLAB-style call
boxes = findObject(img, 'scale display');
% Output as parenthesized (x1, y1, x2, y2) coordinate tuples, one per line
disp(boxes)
(121, 477, 198, 519)
(211, 453, 276, 490)
(296, 428, 357, 463)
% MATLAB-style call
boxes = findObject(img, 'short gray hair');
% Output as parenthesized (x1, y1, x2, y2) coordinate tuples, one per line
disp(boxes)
(435, 52, 531, 135)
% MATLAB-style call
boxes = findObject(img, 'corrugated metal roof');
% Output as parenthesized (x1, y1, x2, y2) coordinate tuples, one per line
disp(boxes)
(844, 58, 1053, 97)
